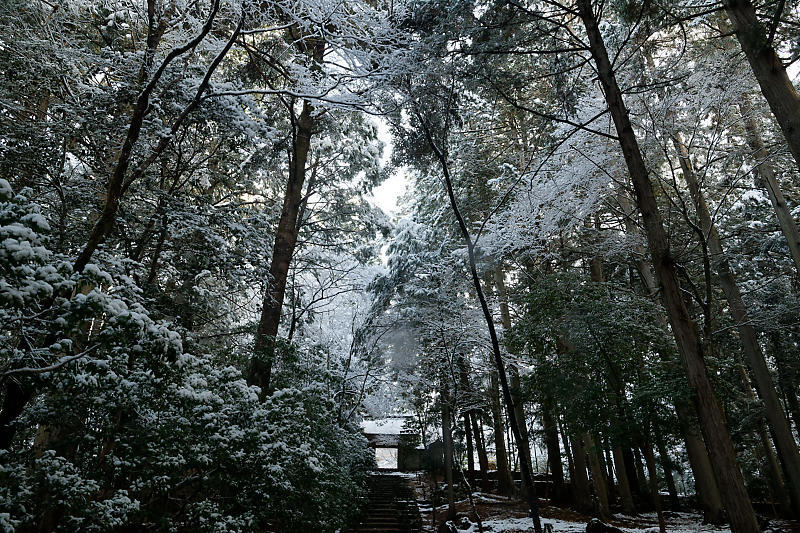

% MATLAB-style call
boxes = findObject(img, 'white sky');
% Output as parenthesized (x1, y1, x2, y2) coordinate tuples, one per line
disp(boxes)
(367, 117, 409, 218)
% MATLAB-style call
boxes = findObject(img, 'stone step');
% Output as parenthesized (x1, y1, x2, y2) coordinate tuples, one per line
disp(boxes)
(343, 475, 422, 533)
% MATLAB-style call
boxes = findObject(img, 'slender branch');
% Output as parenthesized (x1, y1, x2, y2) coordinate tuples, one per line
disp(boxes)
(767, 0, 786, 45)
(4, 345, 100, 377)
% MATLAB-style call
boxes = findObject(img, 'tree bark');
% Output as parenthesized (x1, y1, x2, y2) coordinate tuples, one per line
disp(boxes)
(465, 413, 476, 487)
(472, 412, 491, 491)
(560, 417, 575, 481)
(542, 398, 566, 500)
(585, 433, 611, 519)
(621, 447, 643, 498)
(571, 433, 594, 513)
(677, 402, 726, 523)
(614, 446, 637, 514)
(738, 102, 800, 276)
(633, 447, 648, 496)
(490, 369, 516, 496)
(723, 0, 800, 174)
(735, 355, 792, 513)
(641, 443, 667, 533)
(248, 98, 315, 397)
(772, 334, 800, 436)
(604, 442, 615, 500)
(674, 131, 800, 513)
(577, 3, 760, 531)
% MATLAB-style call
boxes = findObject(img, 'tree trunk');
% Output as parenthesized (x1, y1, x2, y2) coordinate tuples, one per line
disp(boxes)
(442, 380, 457, 521)
(571, 434, 594, 513)
(465, 413, 476, 487)
(490, 369, 515, 496)
(723, 0, 800, 174)
(614, 446, 637, 514)
(633, 447, 648, 496)
(677, 402, 726, 523)
(494, 265, 534, 483)
(772, 333, 800, 436)
(604, 443, 615, 499)
(641, 443, 667, 533)
(543, 399, 566, 500)
(585, 433, 611, 519)
(674, 131, 800, 513)
(738, 102, 800, 276)
(656, 433, 680, 510)
(577, 3, 760, 531)
(472, 412, 491, 491)
(735, 356, 792, 513)
(620, 447, 642, 498)
(561, 417, 575, 481)
(248, 98, 315, 397)
(0, 381, 32, 449)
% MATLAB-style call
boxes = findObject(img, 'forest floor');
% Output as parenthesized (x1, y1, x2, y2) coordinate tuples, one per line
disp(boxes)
(394, 472, 800, 533)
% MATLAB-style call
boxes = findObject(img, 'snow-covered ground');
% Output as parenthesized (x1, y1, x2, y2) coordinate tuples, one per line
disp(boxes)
(469, 514, 734, 533)
(424, 503, 794, 533)
(459, 511, 794, 533)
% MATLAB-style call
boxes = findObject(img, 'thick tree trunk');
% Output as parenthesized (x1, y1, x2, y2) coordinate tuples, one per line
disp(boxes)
(248, 99, 315, 397)
(677, 402, 726, 523)
(614, 447, 637, 514)
(675, 132, 800, 513)
(585, 433, 611, 519)
(571, 434, 593, 513)
(577, 3, 760, 531)
(739, 102, 800, 276)
(621, 448, 643, 498)
(723, 0, 800, 174)
(604, 443, 615, 500)
(633, 447, 648, 496)
(757, 417, 792, 514)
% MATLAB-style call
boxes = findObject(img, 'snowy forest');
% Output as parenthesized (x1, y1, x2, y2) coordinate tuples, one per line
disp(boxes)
(2, 0, 800, 532)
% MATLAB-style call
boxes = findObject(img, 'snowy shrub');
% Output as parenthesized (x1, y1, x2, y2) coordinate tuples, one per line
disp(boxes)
(0, 181, 372, 532)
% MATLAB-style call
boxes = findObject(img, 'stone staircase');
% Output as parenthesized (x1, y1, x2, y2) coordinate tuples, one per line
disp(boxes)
(345, 474, 422, 533)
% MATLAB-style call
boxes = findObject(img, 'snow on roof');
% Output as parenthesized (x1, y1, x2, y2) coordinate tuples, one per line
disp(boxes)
(360, 417, 413, 435)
